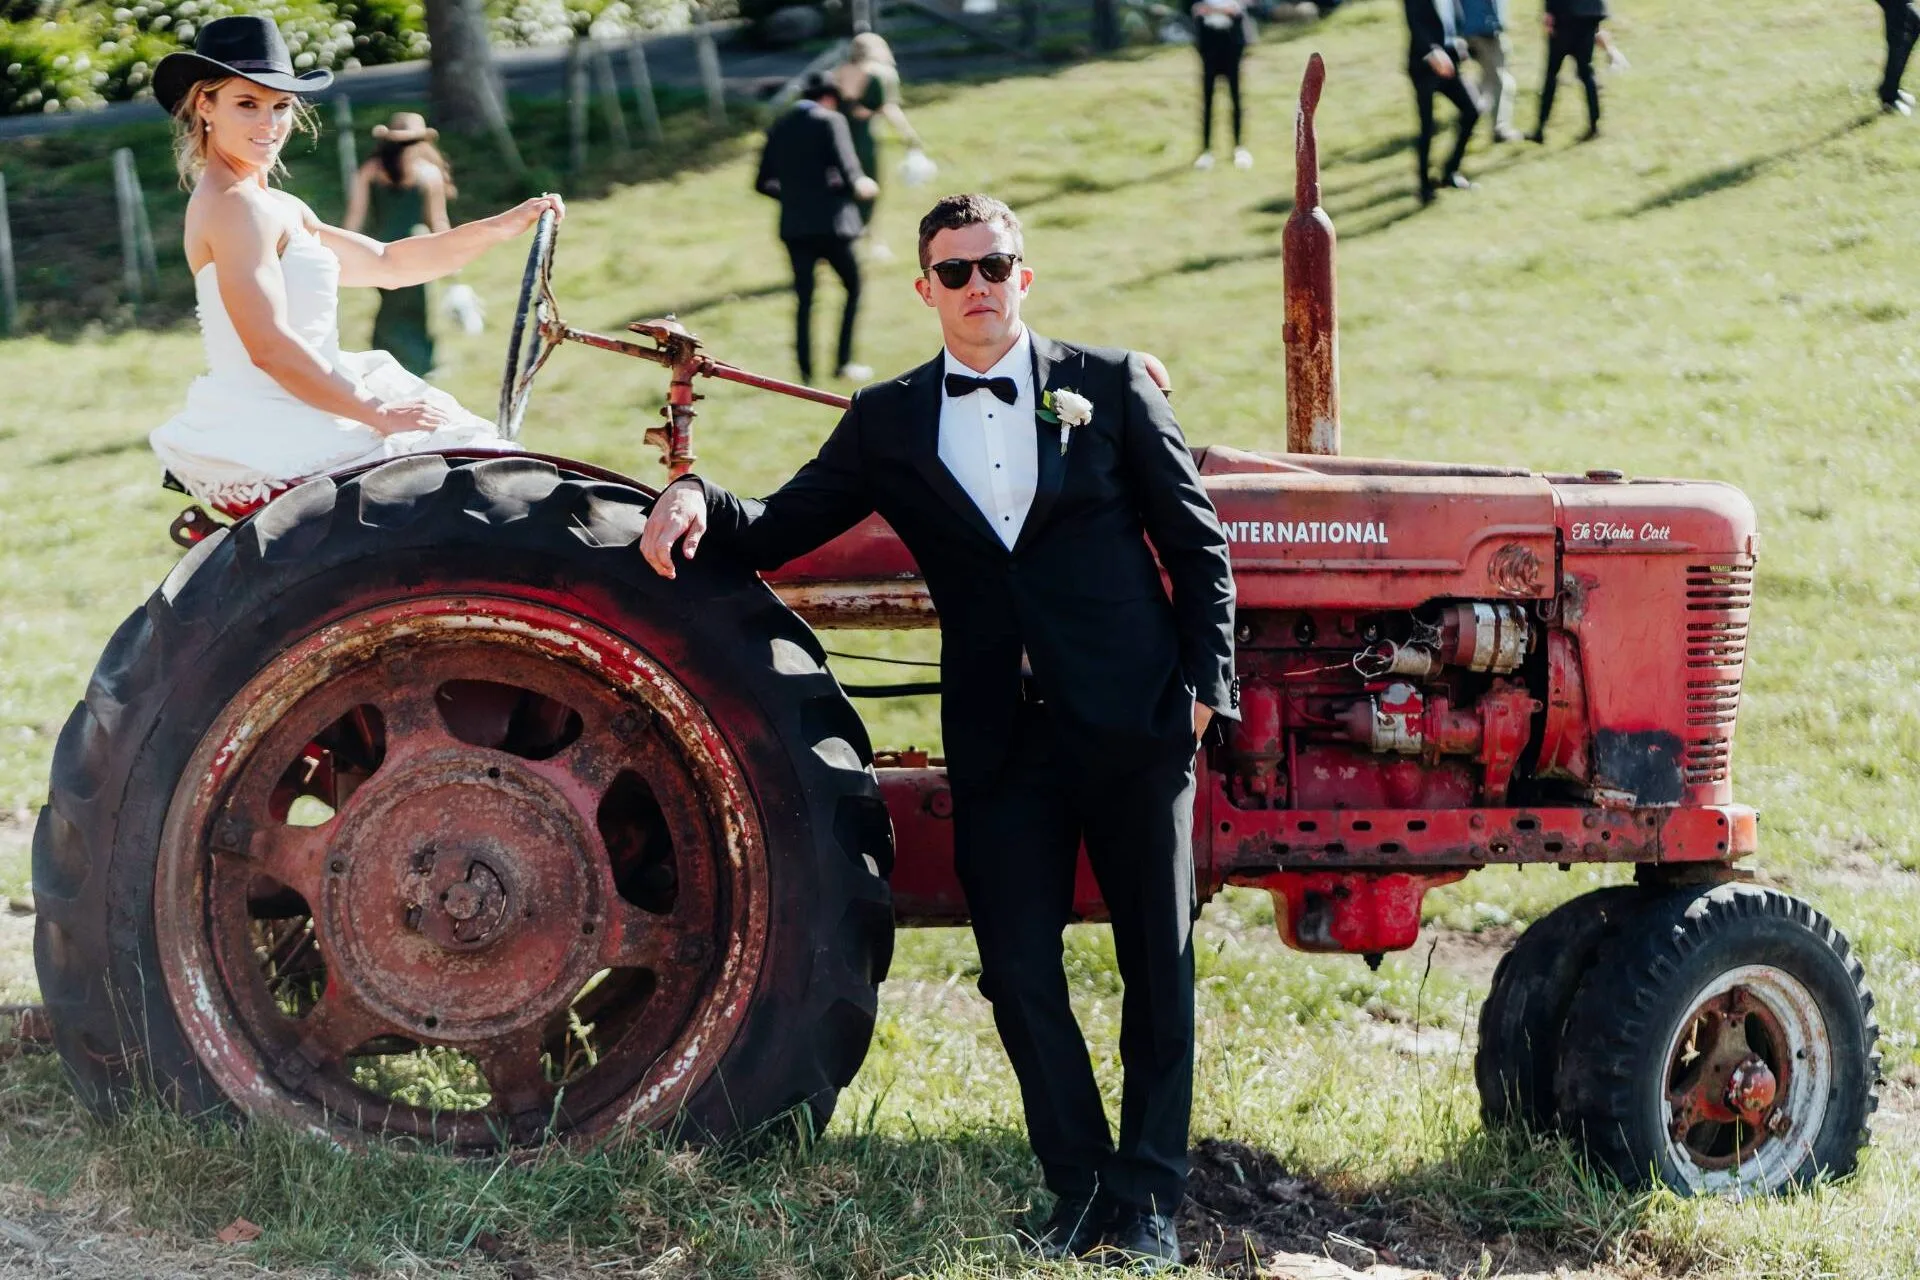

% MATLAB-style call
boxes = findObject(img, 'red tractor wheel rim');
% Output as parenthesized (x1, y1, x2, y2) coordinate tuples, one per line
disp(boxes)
(154, 596, 769, 1147)
(1658, 964, 1831, 1191)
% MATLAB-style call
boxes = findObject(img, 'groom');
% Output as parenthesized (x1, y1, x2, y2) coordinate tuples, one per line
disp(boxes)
(639, 193, 1236, 1268)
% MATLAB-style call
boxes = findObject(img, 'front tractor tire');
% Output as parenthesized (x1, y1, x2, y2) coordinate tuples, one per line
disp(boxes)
(33, 455, 895, 1151)
(1552, 883, 1880, 1196)
(1475, 885, 1647, 1134)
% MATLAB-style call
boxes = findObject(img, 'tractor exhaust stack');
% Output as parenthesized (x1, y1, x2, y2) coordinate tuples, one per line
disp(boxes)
(1283, 53, 1340, 456)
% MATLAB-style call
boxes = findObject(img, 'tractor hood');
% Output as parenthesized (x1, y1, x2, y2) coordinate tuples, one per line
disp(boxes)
(1197, 447, 1558, 610)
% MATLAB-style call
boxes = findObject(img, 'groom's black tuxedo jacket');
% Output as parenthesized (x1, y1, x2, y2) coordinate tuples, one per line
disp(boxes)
(688, 334, 1237, 794)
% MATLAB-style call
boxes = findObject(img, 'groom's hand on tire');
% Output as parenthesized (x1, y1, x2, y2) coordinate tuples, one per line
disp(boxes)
(641, 479, 708, 579)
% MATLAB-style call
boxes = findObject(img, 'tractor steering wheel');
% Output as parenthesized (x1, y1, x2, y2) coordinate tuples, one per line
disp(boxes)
(497, 208, 560, 440)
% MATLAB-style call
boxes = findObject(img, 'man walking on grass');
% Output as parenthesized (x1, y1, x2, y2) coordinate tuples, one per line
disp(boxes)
(1877, 0, 1920, 116)
(639, 193, 1237, 1270)
(756, 71, 879, 383)
(1405, 0, 1482, 204)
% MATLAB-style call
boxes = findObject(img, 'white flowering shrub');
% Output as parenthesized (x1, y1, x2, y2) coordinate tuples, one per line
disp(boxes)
(0, 0, 686, 114)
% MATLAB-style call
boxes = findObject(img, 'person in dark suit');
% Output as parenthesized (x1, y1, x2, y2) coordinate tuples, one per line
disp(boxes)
(1405, 0, 1481, 205)
(1190, 0, 1255, 170)
(1530, 0, 1608, 141)
(640, 193, 1237, 1271)
(1878, 0, 1920, 115)
(755, 72, 879, 383)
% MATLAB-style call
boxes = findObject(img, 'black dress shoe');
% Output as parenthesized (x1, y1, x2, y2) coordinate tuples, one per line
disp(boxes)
(1022, 1194, 1108, 1261)
(1100, 1209, 1181, 1271)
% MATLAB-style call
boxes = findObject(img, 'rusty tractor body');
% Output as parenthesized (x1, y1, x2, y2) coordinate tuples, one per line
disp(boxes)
(35, 55, 1877, 1198)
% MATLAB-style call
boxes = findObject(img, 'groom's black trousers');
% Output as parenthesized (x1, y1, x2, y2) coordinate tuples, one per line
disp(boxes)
(953, 695, 1198, 1214)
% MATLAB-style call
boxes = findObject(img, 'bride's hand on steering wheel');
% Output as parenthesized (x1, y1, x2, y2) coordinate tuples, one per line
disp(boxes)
(373, 399, 458, 437)
(497, 193, 567, 238)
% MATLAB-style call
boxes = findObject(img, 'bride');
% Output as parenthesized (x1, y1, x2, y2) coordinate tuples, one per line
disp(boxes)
(148, 15, 563, 510)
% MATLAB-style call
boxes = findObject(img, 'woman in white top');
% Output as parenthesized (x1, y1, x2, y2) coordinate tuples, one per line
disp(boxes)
(147, 16, 563, 511)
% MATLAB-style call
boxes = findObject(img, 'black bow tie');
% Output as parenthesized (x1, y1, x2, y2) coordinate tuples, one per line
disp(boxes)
(944, 372, 1019, 405)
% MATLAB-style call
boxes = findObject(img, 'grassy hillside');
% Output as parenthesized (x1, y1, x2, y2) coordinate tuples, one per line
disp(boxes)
(1, 0, 1919, 1274)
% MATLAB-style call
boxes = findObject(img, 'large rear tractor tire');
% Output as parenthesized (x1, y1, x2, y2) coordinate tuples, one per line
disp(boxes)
(1475, 885, 1646, 1133)
(33, 454, 895, 1151)
(1553, 883, 1879, 1195)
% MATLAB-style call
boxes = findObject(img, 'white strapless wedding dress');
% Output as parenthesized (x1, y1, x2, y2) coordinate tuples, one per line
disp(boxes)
(150, 225, 513, 509)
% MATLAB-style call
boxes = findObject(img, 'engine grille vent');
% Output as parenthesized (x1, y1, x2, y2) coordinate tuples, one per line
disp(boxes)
(1685, 564, 1754, 611)
(1681, 563, 1753, 787)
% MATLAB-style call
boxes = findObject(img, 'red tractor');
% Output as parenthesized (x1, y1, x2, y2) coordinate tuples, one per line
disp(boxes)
(33, 61, 1877, 1197)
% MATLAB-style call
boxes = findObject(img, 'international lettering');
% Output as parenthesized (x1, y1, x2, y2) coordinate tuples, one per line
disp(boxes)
(1221, 520, 1390, 546)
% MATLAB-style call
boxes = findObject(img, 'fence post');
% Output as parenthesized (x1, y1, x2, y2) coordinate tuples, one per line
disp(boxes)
(333, 95, 357, 210)
(1091, 0, 1118, 50)
(0, 172, 16, 336)
(590, 41, 631, 156)
(693, 12, 727, 126)
(112, 148, 144, 303)
(1020, 0, 1038, 46)
(567, 34, 591, 183)
(852, 0, 874, 33)
(625, 38, 665, 145)
(132, 163, 158, 287)
(477, 74, 528, 178)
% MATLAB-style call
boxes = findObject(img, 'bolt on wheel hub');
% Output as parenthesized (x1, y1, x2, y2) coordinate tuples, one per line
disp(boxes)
(1659, 965, 1833, 1189)
(322, 752, 608, 1040)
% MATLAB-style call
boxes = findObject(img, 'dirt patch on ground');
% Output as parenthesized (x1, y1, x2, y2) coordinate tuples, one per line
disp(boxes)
(1418, 925, 1518, 992)
(1179, 1138, 1631, 1280)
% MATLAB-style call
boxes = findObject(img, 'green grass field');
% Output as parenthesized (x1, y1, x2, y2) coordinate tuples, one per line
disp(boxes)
(2, 0, 1919, 1273)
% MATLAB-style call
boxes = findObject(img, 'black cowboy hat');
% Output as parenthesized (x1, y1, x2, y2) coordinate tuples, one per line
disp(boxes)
(152, 15, 333, 115)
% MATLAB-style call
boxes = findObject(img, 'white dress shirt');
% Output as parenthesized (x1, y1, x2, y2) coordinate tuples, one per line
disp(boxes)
(937, 328, 1037, 550)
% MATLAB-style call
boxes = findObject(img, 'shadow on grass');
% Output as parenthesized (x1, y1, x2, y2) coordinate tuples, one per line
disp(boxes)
(1615, 111, 1879, 218)
(0, 1048, 1678, 1278)
(37, 437, 149, 467)
(1181, 1131, 1657, 1277)
(623, 278, 792, 326)
(1002, 162, 1195, 212)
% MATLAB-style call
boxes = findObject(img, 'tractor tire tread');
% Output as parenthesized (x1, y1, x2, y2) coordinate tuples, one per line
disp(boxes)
(34, 454, 893, 1142)
(1552, 882, 1880, 1193)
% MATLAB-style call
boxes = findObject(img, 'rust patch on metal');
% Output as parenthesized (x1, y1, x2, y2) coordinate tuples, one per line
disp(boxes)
(152, 595, 770, 1150)
(774, 580, 938, 630)
(1283, 53, 1340, 457)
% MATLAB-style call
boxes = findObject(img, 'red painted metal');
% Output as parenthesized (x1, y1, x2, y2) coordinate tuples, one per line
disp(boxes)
(1239, 870, 1466, 954)
(1283, 53, 1339, 456)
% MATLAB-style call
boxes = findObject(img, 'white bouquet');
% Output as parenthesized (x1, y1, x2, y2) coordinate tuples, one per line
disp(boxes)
(899, 147, 939, 189)
(440, 283, 486, 336)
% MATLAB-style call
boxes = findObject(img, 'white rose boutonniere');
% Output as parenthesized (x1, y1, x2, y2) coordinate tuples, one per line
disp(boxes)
(1039, 388, 1094, 456)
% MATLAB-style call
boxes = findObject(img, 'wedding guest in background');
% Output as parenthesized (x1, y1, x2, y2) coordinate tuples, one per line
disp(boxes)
(834, 33, 928, 259)
(344, 111, 453, 376)
(1877, 0, 1920, 115)
(756, 72, 879, 384)
(1461, 0, 1522, 143)
(1405, 0, 1481, 205)
(1191, 0, 1255, 170)
(1529, 0, 1617, 142)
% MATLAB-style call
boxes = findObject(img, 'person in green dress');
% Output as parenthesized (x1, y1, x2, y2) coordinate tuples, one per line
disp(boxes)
(344, 112, 455, 376)
(834, 33, 929, 260)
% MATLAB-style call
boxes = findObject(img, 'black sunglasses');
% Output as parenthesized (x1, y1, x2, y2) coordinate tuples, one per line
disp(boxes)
(923, 253, 1021, 290)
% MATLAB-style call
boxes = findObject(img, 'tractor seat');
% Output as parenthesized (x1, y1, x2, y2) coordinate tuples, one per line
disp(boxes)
(163, 470, 287, 548)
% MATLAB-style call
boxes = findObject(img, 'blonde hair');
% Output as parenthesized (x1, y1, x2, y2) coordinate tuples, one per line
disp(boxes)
(171, 76, 317, 188)
(849, 32, 896, 69)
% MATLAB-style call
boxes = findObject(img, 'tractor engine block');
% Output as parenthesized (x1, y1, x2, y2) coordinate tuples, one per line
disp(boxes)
(1222, 602, 1579, 812)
